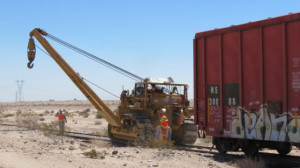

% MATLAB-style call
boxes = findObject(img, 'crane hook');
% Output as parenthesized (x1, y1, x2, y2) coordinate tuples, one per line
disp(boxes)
(27, 37, 36, 69)
(27, 60, 34, 69)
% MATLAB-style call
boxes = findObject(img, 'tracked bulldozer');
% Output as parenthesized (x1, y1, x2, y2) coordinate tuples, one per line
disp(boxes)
(27, 28, 198, 145)
(117, 77, 198, 144)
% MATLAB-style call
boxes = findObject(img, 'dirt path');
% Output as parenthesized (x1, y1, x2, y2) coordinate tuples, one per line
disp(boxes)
(0, 124, 235, 168)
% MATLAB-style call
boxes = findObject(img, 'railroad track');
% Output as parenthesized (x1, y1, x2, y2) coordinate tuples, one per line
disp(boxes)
(65, 131, 110, 142)
(49, 129, 300, 167)
(66, 130, 300, 167)
(180, 144, 300, 168)
(1, 123, 300, 167)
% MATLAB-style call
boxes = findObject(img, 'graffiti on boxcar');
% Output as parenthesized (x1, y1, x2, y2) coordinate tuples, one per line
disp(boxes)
(231, 106, 300, 143)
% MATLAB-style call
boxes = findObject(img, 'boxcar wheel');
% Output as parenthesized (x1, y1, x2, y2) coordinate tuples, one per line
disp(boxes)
(276, 143, 292, 156)
(215, 138, 227, 154)
(241, 140, 259, 156)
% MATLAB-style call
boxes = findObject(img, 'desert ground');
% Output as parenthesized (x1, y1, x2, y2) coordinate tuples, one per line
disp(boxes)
(0, 100, 299, 168)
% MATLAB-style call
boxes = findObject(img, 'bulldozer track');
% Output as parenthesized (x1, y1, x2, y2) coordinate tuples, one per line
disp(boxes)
(1, 123, 300, 167)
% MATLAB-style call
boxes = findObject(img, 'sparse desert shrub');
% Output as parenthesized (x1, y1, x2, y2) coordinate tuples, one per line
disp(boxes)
(63, 110, 70, 117)
(82, 113, 89, 118)
(82, 149, 106, 159)
(235, 158, 265, 168)
(94, 120, 102, 125)
(16, 112, 65, 136)
(134, 136, 175, 149)
(65, 111, 74, 118)
(72, 119, 78, 124)
(69, 146, 76, 150)
(16, 110, 22, 115)
(38, 113, 44, 117)
(83, 149, 98, 158)
(41, 120, 70, 136)
(41, 121, 58, 136)
(146, 140, 175, 149)
(16, 112, 40, 129)
(44, 110, 50, 114)
(79, 108, 90, 118)
(3, 114, 14, 118)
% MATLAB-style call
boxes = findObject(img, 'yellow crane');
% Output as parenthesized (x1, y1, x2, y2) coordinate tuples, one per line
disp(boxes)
(27, 28, 137, 141)
(27, 28, 198, 144)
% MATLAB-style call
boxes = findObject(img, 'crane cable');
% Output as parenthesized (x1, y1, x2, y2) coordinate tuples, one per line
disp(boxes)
(35, 45, 120, 99)
(45, 33, 144, 82)
(79, 75, 120, 99)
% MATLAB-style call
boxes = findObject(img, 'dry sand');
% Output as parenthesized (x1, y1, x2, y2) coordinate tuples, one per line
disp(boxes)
(0, 100, 298, 168)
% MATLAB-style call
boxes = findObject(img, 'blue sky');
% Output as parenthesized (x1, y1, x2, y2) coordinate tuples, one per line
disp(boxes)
(1, 1, 300, 102)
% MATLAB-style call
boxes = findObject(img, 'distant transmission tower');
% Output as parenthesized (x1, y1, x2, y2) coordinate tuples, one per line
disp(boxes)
(16, 80, 24, 102)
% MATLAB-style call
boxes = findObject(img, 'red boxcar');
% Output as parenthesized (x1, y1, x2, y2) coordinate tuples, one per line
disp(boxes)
(194, 13, 300, 155)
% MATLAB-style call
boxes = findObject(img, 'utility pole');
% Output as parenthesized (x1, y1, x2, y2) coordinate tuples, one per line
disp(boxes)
(16, 80, 24, 102)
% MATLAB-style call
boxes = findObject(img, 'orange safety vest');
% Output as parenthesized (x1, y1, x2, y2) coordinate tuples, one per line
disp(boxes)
(158, 126, 171, 141)
(58, 113, 66, 121)
(151, 87, 158, 93)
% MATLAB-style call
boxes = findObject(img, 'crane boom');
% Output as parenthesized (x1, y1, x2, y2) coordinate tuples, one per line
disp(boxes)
(28, 28, 122, 127)
(26, 28, 198, 144)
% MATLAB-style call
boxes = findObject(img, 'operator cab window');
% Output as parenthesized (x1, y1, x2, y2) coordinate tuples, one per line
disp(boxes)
(135, 84, 145, 97)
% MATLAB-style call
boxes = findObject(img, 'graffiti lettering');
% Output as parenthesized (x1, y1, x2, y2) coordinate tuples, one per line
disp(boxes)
(231, 107, 244, 138)
(243, 113, 257, 139)
(287, 118, 300, 143)
(269, 115, 286, 141)
(230, 105, 300, 143)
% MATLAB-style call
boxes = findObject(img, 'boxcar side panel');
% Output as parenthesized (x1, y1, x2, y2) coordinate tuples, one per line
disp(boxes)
(287, 21, 300, 143)
(222, 32, 240, 135)
(241, 28, 262, 112)
(234, 28, 265, 140)
(206, 35, 223, 135)
(263, 25, 285, 106)
(263, 24, 287, 142)
(194, 38, 207, 128)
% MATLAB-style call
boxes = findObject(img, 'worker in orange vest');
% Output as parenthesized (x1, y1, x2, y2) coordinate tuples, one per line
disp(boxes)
(151, 84, 159, 93)
(55, 109, 67, 135)
(155, 115, 172, 142)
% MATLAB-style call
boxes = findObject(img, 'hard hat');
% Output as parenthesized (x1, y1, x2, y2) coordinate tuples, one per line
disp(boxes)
(59, 109, 62, 112)
(160, 115, 168, 122)
(159, 108, 166, 114)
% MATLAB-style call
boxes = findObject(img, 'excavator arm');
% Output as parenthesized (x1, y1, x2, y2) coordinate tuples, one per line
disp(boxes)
(27, 28, 137, 140)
